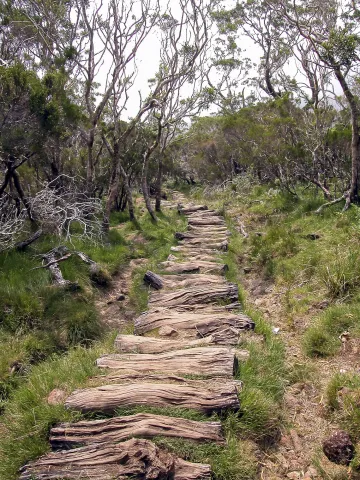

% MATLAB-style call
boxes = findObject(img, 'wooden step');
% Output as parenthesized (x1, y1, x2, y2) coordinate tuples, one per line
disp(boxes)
(179, 240, 228, 250)
(160, 260, 228, 274)
(175, 254, 223, 263)
(134, 308, 254, 337)
(50, 413, 224, 449)
(175, 232, 227, 241)
(96, 347, 236, 377)
(170, 246, 224, 255)
(149, 284, 238, 307)
(188, 217, 225, 226)
(19, 438, 211, 479)
(152, 273, 228, 290)
(178, 205, 208, 214)
(65, 381, 241, 414)
(187, 210, 220, 217)
(188, 224, 228, 233)
(114, 332, 245, 353)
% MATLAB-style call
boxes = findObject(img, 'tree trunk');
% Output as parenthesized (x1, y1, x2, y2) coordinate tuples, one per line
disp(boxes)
(334, 67, 360, 203)
(155, 154, 163, 212)
(12, 169, 34, 222)
(118, 160, 135, 221)
(103, 144, 121, 232)
(142, 148, 157, 221)
(86, 128, 95, 194)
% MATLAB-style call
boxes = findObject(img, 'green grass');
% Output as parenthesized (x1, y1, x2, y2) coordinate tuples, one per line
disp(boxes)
(303, 304, 360, 357)
(0, 340, 112, 480)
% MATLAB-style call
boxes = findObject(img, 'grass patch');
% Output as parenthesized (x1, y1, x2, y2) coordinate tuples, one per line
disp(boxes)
(303, 304, 360, 357)
(154, 436, 258, 480)
(0, 339, 113, 480)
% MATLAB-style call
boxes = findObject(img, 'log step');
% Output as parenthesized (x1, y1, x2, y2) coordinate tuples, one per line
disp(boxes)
(114, 332, 244, 353)
(19, 438, 211, 479)
(160, 261, 228, 274)
(148, 273, 228, 290)
(50, 413, 224, 449)
(178, 205, 208, 214)
(134, 308, 254, 337)
(149, 284, 239, 307)
(96, 347, 236, 377)
(65, 381, 241, 414)
(188, 218, 225, 226)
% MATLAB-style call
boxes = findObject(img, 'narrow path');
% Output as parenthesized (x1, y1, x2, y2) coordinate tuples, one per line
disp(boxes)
(19, 192, 256, 480)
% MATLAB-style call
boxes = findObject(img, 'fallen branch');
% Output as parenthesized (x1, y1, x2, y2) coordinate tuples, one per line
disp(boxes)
(15, 229, 43, 251)
(315, 194, 346, 214)
(237, 220, 249, 238)
(31, 253, 72, 270)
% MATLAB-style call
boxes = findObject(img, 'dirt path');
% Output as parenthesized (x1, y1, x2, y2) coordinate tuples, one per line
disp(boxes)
(20, 192, 256, 480)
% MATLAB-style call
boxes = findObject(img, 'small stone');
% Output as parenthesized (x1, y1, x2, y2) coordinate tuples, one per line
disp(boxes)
(116, 294, 126, 301)
(286, 471, 300, 480)
(47, 388, 67, 405)
(167, 254, 177, 261)
(305, 467, 318, 478)
(323, 430, 355, 465)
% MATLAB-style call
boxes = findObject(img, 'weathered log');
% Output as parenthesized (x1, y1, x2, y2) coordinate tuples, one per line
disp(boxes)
(187, 210, 220, 217)
(161, 274, 227, 290)
(188, 224, 228, 233)
(134, 308, 254, 336)
(175, 458, 211, 479)
(50, 413, 224, 449)
(149, 284, 239, 307)
(178, 205, 208, 214)
(188, 218, 225, 226)
(180, 241, 228, 251)
(20, 438, 174, 480)
(96, 347, 236, 377)
(160, 261, 228, 275)
(174, 232, 226, 242)
(144, 271, 163, 290)
(65, 382, 241, 414)
(170, 247, 222, 255)
(177, 255, 222, 263)
(114, 332, 243, 353)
